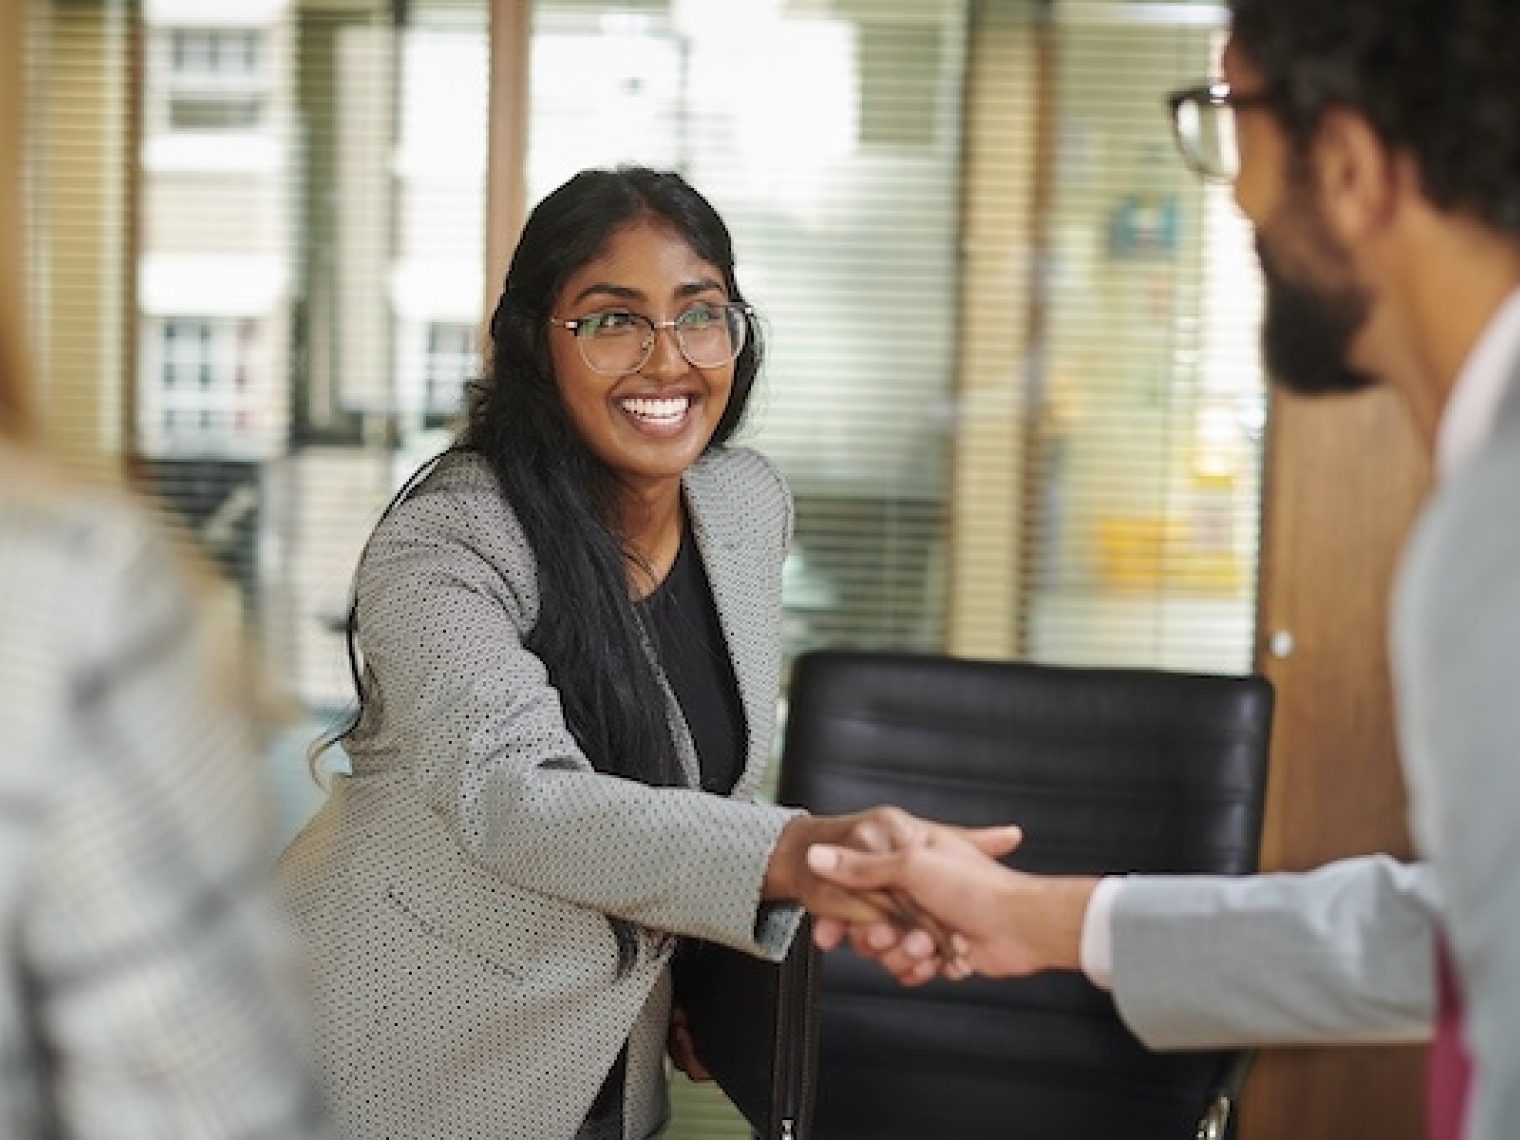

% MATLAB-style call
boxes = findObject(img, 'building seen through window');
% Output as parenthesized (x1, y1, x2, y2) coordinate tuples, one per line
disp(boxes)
(165, 26, 268, 129)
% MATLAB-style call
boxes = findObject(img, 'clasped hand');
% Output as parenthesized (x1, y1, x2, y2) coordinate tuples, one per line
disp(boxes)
(763, 807, 1023, 983)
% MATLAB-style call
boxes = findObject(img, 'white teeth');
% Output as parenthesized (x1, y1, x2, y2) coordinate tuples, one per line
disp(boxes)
(621, 396, 690, 421)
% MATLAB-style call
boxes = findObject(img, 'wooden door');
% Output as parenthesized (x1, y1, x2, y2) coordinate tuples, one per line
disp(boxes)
(1242, 383, 1431, 1139)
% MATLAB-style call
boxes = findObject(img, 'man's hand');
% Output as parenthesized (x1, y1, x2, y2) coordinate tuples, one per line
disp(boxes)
(805, 828, 1098, 983)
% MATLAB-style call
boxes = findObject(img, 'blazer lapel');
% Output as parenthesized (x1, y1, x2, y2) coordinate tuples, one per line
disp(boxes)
(682, 460, 779, 801)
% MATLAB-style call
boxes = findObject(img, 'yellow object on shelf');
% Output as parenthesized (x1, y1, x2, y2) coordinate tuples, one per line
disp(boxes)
(1095, 514, 1242, 594)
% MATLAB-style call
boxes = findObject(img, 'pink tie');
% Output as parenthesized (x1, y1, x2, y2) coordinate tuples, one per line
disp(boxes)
(1428, 936, 1472, 1140)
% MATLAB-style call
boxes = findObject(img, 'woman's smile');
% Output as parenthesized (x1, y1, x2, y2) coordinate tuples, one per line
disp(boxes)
(618, 391, 695, 433)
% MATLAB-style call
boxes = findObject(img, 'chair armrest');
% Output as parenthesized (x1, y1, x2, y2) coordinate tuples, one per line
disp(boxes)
(1195, 1049, 1255, 1140)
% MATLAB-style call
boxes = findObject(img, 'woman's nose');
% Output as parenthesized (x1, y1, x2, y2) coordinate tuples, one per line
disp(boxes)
(642, 322, 688, 376)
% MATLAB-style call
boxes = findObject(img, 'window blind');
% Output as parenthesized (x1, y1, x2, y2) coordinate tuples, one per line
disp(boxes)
(519, 6, 1260, 1134)
(22, 0, 493, 836)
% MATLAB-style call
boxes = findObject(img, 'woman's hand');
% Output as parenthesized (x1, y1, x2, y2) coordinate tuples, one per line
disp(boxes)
(762, 807, 1022, 971)
(668, 1004, 712, 1082)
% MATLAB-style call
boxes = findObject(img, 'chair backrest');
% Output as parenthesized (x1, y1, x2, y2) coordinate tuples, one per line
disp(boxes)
(777, 650, 1274, 1140)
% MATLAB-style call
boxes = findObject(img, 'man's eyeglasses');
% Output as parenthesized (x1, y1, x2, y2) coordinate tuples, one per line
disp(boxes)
(1166, 82, 1276, 183)
(550, 302, 753, 375)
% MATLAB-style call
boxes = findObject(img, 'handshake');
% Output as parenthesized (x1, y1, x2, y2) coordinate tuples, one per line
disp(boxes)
(763, 807, 1098, 986)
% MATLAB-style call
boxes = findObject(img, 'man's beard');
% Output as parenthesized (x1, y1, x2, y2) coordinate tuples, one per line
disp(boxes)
(1256, 222, 1378, 397)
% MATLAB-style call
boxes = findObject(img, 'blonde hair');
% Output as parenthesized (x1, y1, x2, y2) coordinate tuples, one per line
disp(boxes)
(0, 0, 34, 443)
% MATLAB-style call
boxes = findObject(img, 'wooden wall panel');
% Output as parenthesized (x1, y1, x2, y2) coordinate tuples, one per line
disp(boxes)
(1244, 383, 1431, 1139)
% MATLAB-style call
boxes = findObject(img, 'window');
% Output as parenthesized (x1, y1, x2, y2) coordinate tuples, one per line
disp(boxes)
(859, 20, 944, 149)
(172, 28, 261, 73)
(162, 27, 269, 132)
(531, 1, 966, 675)
(141, 316, 264, 456)
(423, 321, 477, 417)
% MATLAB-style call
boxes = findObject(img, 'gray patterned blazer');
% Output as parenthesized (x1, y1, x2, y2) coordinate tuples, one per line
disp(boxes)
(0, 449, 323, 1138)
(280, 446, 803, 1139)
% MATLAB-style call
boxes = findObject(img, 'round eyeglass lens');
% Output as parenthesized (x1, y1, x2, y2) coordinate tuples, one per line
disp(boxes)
(675, 304, 747, 368)
(577, 312, 647, 374)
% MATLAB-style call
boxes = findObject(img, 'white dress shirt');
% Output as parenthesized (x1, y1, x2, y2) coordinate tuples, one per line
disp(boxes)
(1078, 286, 1520, 990)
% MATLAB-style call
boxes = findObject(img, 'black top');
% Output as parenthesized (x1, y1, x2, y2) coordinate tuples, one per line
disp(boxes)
(580, 523, 748, 1136)
(636, 522, 748, 796)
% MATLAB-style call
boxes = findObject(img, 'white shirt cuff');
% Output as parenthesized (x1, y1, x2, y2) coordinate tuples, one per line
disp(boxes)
(1078, 875, 1125, 990)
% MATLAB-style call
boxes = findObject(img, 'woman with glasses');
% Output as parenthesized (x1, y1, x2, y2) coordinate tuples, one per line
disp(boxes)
(280, 166, 1011, 1139)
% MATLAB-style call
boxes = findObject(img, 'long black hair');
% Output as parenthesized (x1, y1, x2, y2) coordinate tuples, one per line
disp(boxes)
(325, 167, 763, 970)
(468, 167, 761, 795)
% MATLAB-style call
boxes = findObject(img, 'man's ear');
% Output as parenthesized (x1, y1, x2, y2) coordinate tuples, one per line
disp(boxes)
(1310, 106, 1399, 243)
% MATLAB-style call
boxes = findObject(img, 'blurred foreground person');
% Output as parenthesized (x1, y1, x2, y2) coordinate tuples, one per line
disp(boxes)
(0, 33, 324, 1137)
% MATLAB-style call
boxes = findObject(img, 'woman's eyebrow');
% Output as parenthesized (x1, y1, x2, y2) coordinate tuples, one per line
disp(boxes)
(675, 277, 725, 298)
(569, 282, 644, 306)
(569, 277, 725, 307)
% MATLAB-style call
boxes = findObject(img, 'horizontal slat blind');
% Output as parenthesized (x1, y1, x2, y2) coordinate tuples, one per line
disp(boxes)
(23, 0, 493, 836)
(1017, 4, 1264, 672)
(522, 4, 1261, 1136)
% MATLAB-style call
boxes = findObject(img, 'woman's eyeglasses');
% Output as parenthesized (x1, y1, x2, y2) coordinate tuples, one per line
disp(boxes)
(550, 302, 753, 375)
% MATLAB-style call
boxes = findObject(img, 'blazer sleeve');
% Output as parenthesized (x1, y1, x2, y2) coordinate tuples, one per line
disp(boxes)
(351, 460, 797, 958)
(1109, 855, 1439, 1048)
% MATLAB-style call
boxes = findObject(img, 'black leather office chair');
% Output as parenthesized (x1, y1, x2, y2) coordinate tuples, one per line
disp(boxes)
(777, 650, 1274, 1140)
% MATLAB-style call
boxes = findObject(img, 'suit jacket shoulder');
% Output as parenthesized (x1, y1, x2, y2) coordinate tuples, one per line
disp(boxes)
(685, 444, 794, 547)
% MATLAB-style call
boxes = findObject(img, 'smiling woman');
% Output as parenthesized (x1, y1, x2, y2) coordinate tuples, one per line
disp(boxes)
(277, 166, 1010, 1140)
(546, 217, 745, 533)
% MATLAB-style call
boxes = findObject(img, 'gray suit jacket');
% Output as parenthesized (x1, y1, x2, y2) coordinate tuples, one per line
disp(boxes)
(1110, 359, 1520, 1139)
(1394, 355, 1520, 1140)
(279, 446, 802, 1139)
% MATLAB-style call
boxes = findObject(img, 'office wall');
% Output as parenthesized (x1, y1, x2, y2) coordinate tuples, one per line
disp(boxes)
(1247, 385, 1431, 1139)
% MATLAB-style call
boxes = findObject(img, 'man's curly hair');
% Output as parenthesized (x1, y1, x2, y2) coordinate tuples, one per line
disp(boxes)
(1231, 0, 1520, 237)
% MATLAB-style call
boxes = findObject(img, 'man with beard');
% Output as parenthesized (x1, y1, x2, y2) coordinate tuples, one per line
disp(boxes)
(805, 1, 1520, 1137)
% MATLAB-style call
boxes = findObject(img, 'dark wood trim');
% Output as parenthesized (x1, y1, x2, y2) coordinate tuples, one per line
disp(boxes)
(0, 0, 29, 438)
(484, 0, 530, 328)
